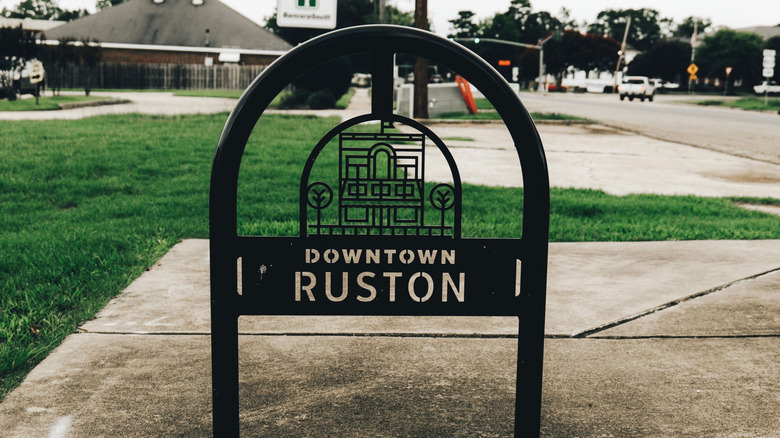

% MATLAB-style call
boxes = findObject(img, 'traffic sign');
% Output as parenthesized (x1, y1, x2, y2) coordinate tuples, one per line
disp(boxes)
(687, 63, 698, 75)
(689, 74, 697, 81)
(277, 0, 337, 29)
(763, 50, 776, 78)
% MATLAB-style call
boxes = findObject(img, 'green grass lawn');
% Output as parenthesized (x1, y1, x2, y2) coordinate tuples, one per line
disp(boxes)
(0, 95, 106, 111)
(173, 87, 357, 109)
(689, 96, 780, 111)
(1, 113, 779, 399)
(442, 98, 591, 122)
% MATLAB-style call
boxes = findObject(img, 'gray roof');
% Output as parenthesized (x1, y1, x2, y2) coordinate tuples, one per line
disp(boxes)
(44, 0, 292, 52)
(734, 26, 780, 41)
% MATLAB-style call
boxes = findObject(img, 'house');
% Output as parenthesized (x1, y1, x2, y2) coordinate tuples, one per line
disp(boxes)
(43, 0, 291, 66)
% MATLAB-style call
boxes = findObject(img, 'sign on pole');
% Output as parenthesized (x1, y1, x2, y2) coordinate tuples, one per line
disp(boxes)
(277, 0, 338, 29)
(686, 63, 698, 76)
(763, 49, 776, 78)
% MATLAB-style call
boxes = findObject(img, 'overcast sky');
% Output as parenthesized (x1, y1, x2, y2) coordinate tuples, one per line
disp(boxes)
(2, 0, 778, 36)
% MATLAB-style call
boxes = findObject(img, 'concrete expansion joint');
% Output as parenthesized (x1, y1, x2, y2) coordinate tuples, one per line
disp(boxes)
(570, 266, 780, 339)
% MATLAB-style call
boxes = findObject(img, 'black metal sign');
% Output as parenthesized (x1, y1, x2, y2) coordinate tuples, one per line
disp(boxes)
(210, 25, 549, 437)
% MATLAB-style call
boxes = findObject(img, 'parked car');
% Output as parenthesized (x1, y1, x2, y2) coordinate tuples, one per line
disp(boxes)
(618, 76, 656, 102)
(753, 81, 780, 95)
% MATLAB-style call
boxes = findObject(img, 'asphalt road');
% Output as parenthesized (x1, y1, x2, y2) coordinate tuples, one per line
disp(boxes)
(518, 92, 780, 165)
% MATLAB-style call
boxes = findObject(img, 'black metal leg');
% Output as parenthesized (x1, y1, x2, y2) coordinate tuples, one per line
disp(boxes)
(211, 312, 239, 437)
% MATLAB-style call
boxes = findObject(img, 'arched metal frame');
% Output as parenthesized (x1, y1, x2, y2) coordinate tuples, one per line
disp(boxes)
(210, 25, 550, 437)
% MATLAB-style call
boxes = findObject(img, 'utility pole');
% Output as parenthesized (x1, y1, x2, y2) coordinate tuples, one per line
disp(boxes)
(379, 0, 386, 24)
(689, 21, 698, 94)
(413, 0, 428, 118)
(613, 16, 631, 93)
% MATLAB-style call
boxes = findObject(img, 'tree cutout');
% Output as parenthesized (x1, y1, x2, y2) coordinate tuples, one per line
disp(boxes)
(307, 182, 332, 232)
(430, 183, 455, 234)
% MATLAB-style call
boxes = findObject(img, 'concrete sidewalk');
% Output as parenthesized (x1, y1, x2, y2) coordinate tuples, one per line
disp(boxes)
(1, 239, 778, 437)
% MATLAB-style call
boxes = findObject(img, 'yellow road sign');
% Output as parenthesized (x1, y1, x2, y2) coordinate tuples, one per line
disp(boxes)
(687, 63, 699, 75)
(689, 74, 697, 81)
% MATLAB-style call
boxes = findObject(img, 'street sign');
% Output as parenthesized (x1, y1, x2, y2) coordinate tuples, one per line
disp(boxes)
(725, 66, 732, 76)
(763, 49, 776, 78)
(277, 0, 337, 29)
(689, 74, 697, 81)
(687, 63, 699, 75)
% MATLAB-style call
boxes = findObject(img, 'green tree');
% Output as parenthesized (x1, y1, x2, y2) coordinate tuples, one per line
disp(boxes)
(545, 30, 620, 84)
(673, 16, 711, 38)
(0, 24, 39, 100)
(766, 36, 780, 82)
(96, 0, 125, 10)
(2, 0, 87, 21)
(448, 10, 479, 38)
(588, 8, 668, 52)
(697, 29, 764, 88)
(627, 40, 691, 83)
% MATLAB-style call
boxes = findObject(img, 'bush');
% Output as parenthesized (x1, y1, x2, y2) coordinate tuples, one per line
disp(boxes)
(293, 56, 353, 101)
(305, 90, 336, 109)
(277, 88, 311, 109)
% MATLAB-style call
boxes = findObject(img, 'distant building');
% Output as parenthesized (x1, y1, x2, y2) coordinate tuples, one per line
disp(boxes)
(734, 26, 780, 41)
(0, 17, 65, 33)
(43, 0, 291, 66)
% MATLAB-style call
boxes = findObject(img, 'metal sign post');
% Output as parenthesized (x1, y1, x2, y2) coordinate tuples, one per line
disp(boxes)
(210, 25, 550, 437)
(762, 49, 775, 106)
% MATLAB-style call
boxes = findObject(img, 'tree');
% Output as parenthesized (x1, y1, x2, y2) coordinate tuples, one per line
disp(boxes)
(2, 0, 88, 21)
(448, 10, 479, 39)
(587, 8, 667, 52)
(626, 40, 691, 83)
(697, 29, 764, 88)
(766, 36, 780, 82)
(544, 30, 620, 84)
(0, 24, 39, 100)
(96, 0, 126, 10)
(673, 16, 711, 38)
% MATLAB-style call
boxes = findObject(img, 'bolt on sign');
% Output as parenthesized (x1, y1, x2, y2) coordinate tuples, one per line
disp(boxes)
(210, 25, 550, 437)
(277, 0, 337, 29)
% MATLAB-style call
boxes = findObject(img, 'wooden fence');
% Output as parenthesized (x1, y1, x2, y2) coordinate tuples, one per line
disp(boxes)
(54, 63, 267, 90)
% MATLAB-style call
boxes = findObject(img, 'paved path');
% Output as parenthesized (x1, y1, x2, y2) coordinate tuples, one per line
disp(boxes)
(517, 91, 780, 166)
(0, 239, 778, 436)
(4, 89, 777, 200)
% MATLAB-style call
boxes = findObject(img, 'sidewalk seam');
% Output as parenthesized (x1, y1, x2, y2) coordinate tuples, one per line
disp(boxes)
(571, 266, 780, 338)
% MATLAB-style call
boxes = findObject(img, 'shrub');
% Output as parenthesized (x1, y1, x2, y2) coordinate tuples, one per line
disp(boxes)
(293, 56, 353, 101)
(305, 90, 336, 109)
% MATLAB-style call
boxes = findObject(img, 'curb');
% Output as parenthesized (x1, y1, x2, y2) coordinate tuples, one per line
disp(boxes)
(57, 98, 131, 110)
(417, 118, 594, 125)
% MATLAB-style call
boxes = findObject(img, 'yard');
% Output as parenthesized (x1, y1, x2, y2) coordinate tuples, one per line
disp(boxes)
(1, 112, 779, 399)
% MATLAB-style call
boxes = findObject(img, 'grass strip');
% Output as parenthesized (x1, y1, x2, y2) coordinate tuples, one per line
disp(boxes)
(690, 97, 780, 111)
(0, 95, 105, 111)
(1, 113, 779, 399)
